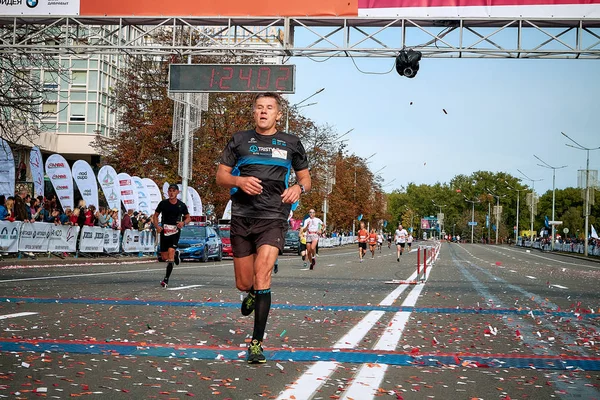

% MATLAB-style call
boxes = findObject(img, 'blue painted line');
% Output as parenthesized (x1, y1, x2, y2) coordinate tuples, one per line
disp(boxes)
(1, 339, 599, 371)
(1, 296, 597, 319)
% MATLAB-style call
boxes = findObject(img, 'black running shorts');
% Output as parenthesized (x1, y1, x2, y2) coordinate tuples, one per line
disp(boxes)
(160, 231, 180, 253)
(231, 217, 287, 258)
(358, 242, 367, 250)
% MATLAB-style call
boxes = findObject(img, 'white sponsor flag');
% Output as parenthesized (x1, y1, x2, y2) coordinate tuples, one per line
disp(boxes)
(0, 139, 15, 198)
(117, 172, 138, 212)
(142, 178, 162, 214)
(45, 154, 73, 211)
(222, 199, 232, 220)
(132, 176, 151, 215)
(98, 165, 121, 217)
(29, 147, 44, 199)
(188, 187, 203, 216)
(72, 160, 99, 209)
(592, 224, 599, 240)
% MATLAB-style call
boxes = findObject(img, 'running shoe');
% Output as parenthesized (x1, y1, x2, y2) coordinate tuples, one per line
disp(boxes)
(247, 339, 266, 364)
(273, 261, 279, 274)
(310, 258, 315, 270)
(241, 292, 256, 316)
(397, 257, 400, 262)
(303, 262, 308, 268)
(160, 279, 168, 288)
(174, 250, 180, 266)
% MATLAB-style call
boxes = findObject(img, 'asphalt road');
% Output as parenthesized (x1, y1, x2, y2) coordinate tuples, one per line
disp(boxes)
(0, 242, 598, 399)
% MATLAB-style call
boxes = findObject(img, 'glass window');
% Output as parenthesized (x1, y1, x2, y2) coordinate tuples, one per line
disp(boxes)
(70, 103, 86, 122)
(70, 92, 86, 102)
(69, 123, 85, 133)
(87, 103, 97, 123)
(72, 71, 87, 87)
(42, 103, 57, 119)
(72, 59, 88, 69)
(43, 71, 59, 89)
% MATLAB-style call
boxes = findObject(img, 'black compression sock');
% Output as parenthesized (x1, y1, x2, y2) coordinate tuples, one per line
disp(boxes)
(252, 288, 271, 342)
(165, 262, 173, 281)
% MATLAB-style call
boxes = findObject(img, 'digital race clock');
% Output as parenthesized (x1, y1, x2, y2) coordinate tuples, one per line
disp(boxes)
(169, 64, 295, 93)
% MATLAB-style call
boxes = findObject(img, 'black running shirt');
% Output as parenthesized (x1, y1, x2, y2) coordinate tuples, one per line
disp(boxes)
(155, 199, 189, 225)
(220, 129, 309, 220)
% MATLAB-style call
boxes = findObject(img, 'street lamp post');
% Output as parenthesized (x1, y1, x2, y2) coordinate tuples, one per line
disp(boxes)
(561, 132, 600, 257)
(517, 169, 543, 244)
(464, 196, 480, 244)
(534, 154, 567, 251)
(505, 181, 522, 245)
(432, 200, 446, 239)
(285, 88, 325, 134)
(486, 188, 506, 245)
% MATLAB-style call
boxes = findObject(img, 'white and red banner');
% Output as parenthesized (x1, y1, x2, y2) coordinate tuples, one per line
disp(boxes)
(48, 225, 79, 253)
(188, 187, 203, 216)
(142, 178, 162, 215)
(358, 0, 600, 18)
(29, 147, 44, 199)
(72, 160, 99, 209)
(222, 200, 232, 220)
(132, 176, 151, 215)
(118, 172, 138, 213)
(98, 165, 121, 217)
(45, 154, 74, 211)
(0, 221, 21, 253)
(2, 0, 80, 16)
(0, 140, 15, 199)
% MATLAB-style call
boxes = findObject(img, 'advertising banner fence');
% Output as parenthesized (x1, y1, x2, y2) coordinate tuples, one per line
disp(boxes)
(18, 222, 53, 253)
(48, 225, 79, 253)
(79, 226, 106, 253)
(0, 221, 22, 253)
(104, 229, 121, 253)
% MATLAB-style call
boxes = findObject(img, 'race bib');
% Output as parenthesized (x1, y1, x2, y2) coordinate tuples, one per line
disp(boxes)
(163, 224, 178, 236)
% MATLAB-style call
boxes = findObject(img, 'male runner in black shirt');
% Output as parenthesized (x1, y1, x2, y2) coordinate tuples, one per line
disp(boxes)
(151, 183, 191, 288)
(216, 92, 311, 364)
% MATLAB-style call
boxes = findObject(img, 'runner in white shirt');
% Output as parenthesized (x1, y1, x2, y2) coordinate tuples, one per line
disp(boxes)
(394, 223, 408, 262)
(377, 232, 384, 252)
(302, 209, 323, 270)
(407, 232, 414, 251)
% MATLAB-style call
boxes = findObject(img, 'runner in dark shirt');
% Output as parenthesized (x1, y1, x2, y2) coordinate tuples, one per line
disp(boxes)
(216, 92, 311, 364)
(151, 184, 191, 288)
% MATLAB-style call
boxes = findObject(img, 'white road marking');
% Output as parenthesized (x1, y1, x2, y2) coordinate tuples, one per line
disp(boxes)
(526, 276, 537, 280)
(551, 284, 568, 289)
(0, 312, 38, 320)
(166, 285, 204, 291)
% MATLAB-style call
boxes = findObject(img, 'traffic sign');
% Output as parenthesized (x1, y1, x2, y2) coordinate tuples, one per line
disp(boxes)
(468, 221, 478, 226)
(563, 228, 569, 234)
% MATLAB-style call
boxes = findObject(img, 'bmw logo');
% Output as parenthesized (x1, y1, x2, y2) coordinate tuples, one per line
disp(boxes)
(26, 0, 38, 8)
(249, 145, 258, 153)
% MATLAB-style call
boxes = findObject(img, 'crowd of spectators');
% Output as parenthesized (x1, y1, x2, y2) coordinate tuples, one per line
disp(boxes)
(0, 192, 153, 232)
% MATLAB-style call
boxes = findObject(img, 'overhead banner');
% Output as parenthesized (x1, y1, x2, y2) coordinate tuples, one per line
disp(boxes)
(189, 187, 203, 216)
(358, 0, 600, 18)
(45, 154, 74, 211)
(98, 165, 121, 216)
(29, 147, 44, 199)
(2, 0, 80, 16)
(80, 0, 356, 17)
(142, 178, 162, 214)
(132, 176, 151, 216)
(72, 160, 99, 209)
(0, 140, 15, 199)
(118, 173, 138, 212)
(0, 221, 21, 253)
(48, 225, 79, 253)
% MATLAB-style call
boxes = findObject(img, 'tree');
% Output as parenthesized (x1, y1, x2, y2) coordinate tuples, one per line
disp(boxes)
(0, 28, 69, 145)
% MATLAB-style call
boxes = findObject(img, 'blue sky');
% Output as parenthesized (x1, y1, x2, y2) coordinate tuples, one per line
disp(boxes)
(285, 55, 598, 196)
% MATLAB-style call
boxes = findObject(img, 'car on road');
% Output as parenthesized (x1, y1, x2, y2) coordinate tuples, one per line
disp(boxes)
(158, 224, 222, 262)
(284, 229, 300, 255)
(216, 223, 233, 258)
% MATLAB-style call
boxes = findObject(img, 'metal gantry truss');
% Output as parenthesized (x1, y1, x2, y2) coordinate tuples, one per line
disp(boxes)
(0, 16, 600, 59)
